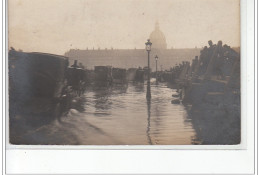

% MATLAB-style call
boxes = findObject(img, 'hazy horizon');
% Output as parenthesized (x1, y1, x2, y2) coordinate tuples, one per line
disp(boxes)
(9, 0, 240, 55)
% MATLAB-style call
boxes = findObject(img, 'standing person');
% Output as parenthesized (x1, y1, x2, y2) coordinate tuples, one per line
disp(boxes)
(199, 46, 208, 75)
(215, 41, 225, 80)
(71, 60, 79, 68)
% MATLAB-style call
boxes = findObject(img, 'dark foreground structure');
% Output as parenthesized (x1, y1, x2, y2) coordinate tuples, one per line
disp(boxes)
(8, 49, 148, 144)
(167, 41, 241, 144)
(9, 49, 87, 144)
(8, 40, 240, 145)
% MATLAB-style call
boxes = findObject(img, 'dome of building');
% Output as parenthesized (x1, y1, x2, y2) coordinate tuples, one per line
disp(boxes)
(149, 21, 167, 50)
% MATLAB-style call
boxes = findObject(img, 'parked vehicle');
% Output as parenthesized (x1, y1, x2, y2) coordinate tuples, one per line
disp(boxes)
(112, 68, 127, 84)
(94, 66, 113, 86)
(135, 68, 145, 82)
(9, 50, 70, 124)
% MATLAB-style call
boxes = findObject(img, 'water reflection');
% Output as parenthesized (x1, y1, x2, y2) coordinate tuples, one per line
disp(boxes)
(94, 88, 112, 111)
(146, 99, 152, 145)
(93, 85, 129, 116)
(133, 82, 145, 93)
(11, 82, 198, 145)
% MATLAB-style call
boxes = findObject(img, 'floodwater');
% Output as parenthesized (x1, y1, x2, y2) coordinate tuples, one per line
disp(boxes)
(11, 79, 199, 145)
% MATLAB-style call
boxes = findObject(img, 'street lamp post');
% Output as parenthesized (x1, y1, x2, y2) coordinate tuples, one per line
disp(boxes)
(155, 55, 158, 85)
(145, 39, 152, 99)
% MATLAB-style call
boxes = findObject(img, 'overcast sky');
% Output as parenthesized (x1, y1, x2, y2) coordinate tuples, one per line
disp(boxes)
(9, 0, 240, 55)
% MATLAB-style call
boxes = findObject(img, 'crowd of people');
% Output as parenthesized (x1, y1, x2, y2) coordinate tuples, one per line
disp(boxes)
(158, 40, 239, 84)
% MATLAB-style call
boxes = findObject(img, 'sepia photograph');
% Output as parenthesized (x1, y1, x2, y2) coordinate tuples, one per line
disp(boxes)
(8, 0, 241, 145)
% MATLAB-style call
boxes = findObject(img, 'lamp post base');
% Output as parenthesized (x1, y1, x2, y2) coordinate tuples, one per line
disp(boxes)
(146, 93, 151, 99)
(146, 81, 151, 99)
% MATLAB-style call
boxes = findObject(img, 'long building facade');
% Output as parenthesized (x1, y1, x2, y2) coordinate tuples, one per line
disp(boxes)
(64, 22, 201, 70)
(64, 48, 200, 71)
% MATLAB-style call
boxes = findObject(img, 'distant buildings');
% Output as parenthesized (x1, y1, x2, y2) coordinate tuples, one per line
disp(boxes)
(150, 21, 167, 50)
(64, 22, 200, 70)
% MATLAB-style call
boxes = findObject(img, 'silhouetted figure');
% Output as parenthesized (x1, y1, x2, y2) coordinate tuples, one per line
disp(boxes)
(78, 62, 85, 69)
(208, 40, 213, 47)
(71, 60, 79, 68)
(215, 41, 225, 80)
(191, 56, 199, 78)
(199, 46, 209, 75)
(68, 60, 86, 96)
(207, 40, 216, 58)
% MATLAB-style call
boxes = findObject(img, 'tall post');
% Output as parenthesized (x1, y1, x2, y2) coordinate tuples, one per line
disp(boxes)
(156, 59, 158, 84)
(146, 51, 151, 99)
(145, 39, 152, 99)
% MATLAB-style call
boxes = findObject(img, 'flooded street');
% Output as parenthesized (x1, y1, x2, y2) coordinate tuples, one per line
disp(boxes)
(14, 79, 198, 145)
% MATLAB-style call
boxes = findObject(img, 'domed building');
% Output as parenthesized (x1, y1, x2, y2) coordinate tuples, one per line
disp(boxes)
(149, 21, 167, 50)
(65, 21, 200, 70)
